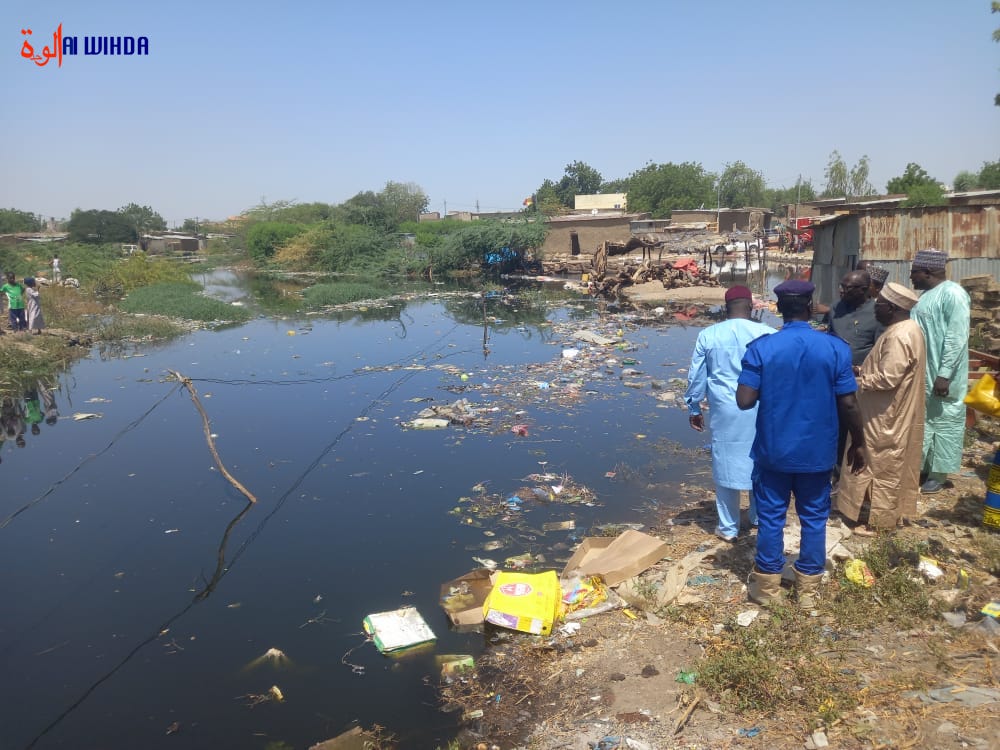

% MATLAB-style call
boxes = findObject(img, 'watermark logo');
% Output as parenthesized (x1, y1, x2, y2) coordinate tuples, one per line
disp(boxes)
(20, 23, 148, 67)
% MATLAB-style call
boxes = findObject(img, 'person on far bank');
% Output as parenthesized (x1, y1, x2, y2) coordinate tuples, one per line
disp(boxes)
(684, 285, 774, 542)
(2, 272, 27, 332)
(51, 255, 61, 283)
(910, 248, 970, 495)
(737, 280, 867, 610)
(24, 278, 44, 335)
(836, 283, 926, 533)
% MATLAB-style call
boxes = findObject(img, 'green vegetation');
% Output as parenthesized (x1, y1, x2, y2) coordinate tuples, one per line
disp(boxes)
(302, 281, 388, 308)
(697, 534, 941, 724)
(0, 208, 42, 233)
(119, 281, 252, 323)
(822, 150, 875, 198)
(246, 221, 305, 264)
(67, 203, 166, 243)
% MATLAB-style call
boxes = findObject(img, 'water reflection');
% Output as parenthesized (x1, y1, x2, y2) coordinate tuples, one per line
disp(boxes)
(1, 382, 60, 456)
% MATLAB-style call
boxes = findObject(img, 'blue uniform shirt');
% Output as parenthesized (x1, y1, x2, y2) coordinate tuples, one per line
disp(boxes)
(738, 320, 856, 473)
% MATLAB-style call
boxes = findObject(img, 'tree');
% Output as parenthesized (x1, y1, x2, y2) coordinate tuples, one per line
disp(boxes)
(952, 170, 979, 192)
(334, 183, 428, 232)
(822, 151, 875, 198)
(763, 180, 817, 215)
(625, 161, 716, 218)
(532, 161, 604, 212)
(378, 181, 429, 230)
(118, 203, 166, 239)
(886, 163, 938, 194)
(717, 161, 766, 208)
(555, 161, 603, 206)
(532, 179, 564, 215)
(822, 151, 849, 198)
(979, 159, 1000, 189)
(900, 183, 947, 208)
(600, 177, 630, 194)
(67, 208, 135, 243)
(849, 155, 875, 197)
(0, 208, 42, 233)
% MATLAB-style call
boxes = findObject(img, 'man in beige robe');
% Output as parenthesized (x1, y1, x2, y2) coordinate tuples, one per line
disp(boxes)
(837, 282, 926, 532)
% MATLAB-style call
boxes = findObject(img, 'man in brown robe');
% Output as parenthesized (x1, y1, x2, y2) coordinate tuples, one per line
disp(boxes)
(837, 282, 926, 532)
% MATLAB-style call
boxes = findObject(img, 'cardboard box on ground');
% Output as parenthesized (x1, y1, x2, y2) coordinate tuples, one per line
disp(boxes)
(438, 530, 669, 635)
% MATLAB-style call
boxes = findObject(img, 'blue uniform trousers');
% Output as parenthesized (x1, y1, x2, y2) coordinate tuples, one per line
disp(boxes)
(752, 467, 831, 576)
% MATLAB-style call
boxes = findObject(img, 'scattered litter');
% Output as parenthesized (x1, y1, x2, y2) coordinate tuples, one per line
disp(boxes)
(404, 418, 449, 430)
(941, 611, 967, 627)
(436, 654, 474, 679)
(687, 574, 719, 587)
(164, 529, 179, 534)
(440, 569, 496, 628)
(906, 684, 1000, 708)
(72, 412, 103, 421)
(561, 348, 580, 359)
(363, 606, 436, 654)
(559, 622, 582, 636)
(736, 610, 759, 627)
(472, 557, 498, 570)
(542, 520, 575, 531)
(737, 726, 763, 738)
(809, 729, 829, 748)
(483, 570, 561, 635)
(982, 601, 1000, 618)
(675, 670, 697, 684)
(574, 330, 617, 346)
(511, 424, 530, 436)
(85, 397, 111, 403)
(845, 558, 875, 587)
(242, 647, 292, 671)
(918, 555, 944, 581)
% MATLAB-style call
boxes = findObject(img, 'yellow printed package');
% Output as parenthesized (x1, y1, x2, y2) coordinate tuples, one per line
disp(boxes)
(483, 570, 561, 635)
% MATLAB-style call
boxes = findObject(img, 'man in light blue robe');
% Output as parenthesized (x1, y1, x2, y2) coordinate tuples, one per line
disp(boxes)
(685, 286, 774, 540)
(910, 248, 970, 494)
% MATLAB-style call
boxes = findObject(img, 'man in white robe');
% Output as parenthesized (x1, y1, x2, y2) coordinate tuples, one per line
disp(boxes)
(684, 286, 774, 541)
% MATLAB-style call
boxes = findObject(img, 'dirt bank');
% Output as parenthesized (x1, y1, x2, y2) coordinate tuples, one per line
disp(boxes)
(449, 419, 1000, 750)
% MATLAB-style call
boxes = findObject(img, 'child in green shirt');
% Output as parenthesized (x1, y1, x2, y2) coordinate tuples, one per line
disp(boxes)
(1, 272, 26, 332)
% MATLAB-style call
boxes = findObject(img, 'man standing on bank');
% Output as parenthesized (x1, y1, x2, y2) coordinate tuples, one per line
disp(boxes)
(828, 269, 884, 484)
(910, 248, 971, 495)
(836, 283, 926, 533)
(684, 285, 774, 541)
(737, 280, 867, 609)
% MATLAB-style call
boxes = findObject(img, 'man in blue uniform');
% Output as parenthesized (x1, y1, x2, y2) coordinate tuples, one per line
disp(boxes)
(736, 280, 867, 609)
(684, 285, 774, 541)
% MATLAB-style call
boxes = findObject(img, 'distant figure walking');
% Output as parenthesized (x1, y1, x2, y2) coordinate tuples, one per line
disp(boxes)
(52, 255, 61, 283)
(24, 278, 44, 334)
(2, 272, 27, 332)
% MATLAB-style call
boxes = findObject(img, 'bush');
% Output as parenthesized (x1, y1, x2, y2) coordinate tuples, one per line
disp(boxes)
(108, 253, 190, 293)
(246, 222, 305, 264)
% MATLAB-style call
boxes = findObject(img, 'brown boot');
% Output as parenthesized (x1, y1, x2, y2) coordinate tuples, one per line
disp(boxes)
(748, 566, 783, 606)
(794, 569, 824, 610)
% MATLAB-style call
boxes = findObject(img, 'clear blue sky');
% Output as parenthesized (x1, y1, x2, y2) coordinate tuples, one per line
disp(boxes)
(3, 0, 999, 227)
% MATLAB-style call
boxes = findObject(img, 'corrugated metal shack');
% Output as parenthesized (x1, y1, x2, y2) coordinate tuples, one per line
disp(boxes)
(810, 190, 1000, 305)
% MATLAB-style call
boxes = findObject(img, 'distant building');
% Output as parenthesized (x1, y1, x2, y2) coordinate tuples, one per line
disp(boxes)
(574, 193, 627, 213)
(671, 208, 772, 234)
(541, 212, 649, 257)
